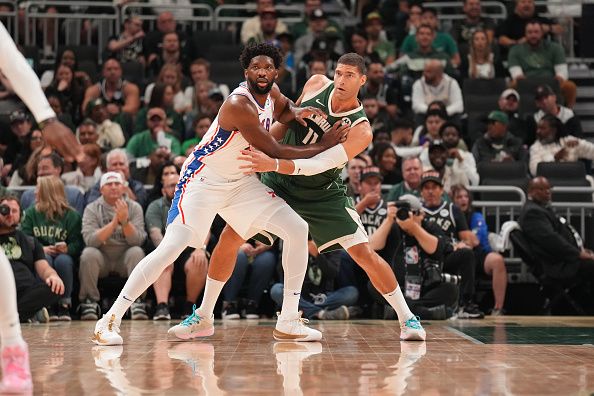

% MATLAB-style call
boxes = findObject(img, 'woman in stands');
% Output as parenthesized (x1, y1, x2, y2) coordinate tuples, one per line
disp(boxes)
(451, 184, 507, 316)
(412, 108, 447, 146)
(372, 143, 402, 185)
(529, 114, 594, 176)
(6, 129, 45, 187)
(144, 63, 186, 113)
(61, 143, 103, 194)
(460, 29, 504, 80)
(348, 30, 382, 65)
(45, 63, 85, 125)
(20, 175, 83, 321)
(183, 58, 230, 114)
(134, 82, 184, 139)
(146, 160, 181, 204)
(40, 49, 92, 90)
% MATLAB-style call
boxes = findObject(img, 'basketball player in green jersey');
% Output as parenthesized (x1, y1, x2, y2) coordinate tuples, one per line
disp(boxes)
(187, 53, 426, 341)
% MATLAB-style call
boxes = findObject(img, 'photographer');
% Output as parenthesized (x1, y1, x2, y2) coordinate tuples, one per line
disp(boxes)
(369, 194, 458, 320)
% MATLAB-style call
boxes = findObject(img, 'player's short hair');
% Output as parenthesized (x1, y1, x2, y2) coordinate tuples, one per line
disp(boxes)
(239, 43, 283, 70)
(337, 53, 366, 75)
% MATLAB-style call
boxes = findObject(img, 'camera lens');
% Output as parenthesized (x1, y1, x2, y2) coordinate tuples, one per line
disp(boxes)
(396, 207, 410, 221)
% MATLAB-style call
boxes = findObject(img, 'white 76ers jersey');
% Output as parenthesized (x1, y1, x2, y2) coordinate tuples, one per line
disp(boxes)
(179, 82, 275, 182)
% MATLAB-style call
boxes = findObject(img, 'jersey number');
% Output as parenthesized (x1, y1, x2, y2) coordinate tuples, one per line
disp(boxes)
(302, 128, 319, 145)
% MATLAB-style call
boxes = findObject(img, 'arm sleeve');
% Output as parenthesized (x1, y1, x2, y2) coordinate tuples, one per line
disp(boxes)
(0, 22, 55, 123)
(291, 144, 349, 176)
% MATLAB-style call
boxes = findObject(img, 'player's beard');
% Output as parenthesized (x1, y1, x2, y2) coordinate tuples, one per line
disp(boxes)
(248, 77, 274, 95)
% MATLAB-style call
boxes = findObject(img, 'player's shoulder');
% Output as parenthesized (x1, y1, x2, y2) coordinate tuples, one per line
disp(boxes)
(303, 74, 331, 94)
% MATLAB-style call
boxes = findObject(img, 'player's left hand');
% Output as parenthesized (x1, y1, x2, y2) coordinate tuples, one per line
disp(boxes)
(238, 149, 275, 174)
(46, 274, 65, 295)
(293, 106, 327, 127)
(41, 119, 84, 163)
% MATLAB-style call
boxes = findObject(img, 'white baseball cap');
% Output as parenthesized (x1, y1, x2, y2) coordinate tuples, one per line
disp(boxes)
(500, 88, 520, 101)
(100, 171, 123, 188)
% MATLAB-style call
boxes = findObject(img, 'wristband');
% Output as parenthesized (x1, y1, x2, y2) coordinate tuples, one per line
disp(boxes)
(274, 158, 279, 172)
(38, 117, 58, 130)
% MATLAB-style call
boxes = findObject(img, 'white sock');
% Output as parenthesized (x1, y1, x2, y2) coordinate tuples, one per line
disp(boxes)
(198, 276, 225, 318)
(383, 286, 414, 326)
(0, 251, 25, 347)
(280, 289, 301, 318)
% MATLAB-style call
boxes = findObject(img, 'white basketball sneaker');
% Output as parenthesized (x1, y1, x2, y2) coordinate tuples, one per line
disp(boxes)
(92, 314, 123, 346)
(273, 312, 322, 342)
(399, 316, 426, 341)
(167, 305, 214, 340)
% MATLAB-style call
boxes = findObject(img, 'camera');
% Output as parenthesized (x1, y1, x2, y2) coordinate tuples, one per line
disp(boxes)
(393, 200, 420, 221)
(0, 204, 10, 216)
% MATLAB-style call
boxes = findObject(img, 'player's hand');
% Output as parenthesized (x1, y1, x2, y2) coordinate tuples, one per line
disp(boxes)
(46, 274, 65, 295)
(41, 119, 83, 163)
(238, 149, 275, 174)
(293, 106, 326, 127)
(321, 120, 350, 148)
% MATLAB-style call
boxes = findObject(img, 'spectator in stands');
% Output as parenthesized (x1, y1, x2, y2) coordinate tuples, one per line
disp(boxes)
(184, 59, 230, 114)
(412, 108, 448, 146)
(45, 63, 84, 125)
(520, 176, 594, 289)
(451, 184, 507, 315)
(40, 49, 92, 90)
(419, 171, 484, 319)
(148, 32, 189, 78)
(0, 196, 64, 323)
(7, 142, 54, 189)
(508, 20, 577, 108)
(148, 0, 191, 22)
(3, 130, 44, 188)
(130, 146, 172, 185)
(144, 11, 187, 65)
(452, 0, 496, 46)
(85, 148, 148, 208)
(240, 0, 288, 45)
(246, 7, 282, 47)
(20, 176, 83, 321)
(529, 114, 594, 176)
(61, 143, 103, 194)
(82, 58, 141, 131)
(291, 0, 341, 39)
(460, 29, 504, 79)
(372, 143, 402, 185)
(271, 239, 359, 320)
(412, 60, 463, 120)
(348, 30, 382, 66)
(344, 156, 367, 197)
(497, 88, 531, 145)
(532, 84, 583, 137)
(21, 153, 85, 215)
(135, 83, 184, 139)
(472, 111, 528, 164)
(146, 173, 208, 320)
(75, 119, 98, 146)
(0, 110, 33, 171)
(360, 61, 401, 119)
(146, 160, 181, 208)
(46, 92, 76, 131)
(497, 0, 562, 52)
(127, 107, 182, 158)
(294, 9, 344, 68)
(107, 15, 145, 66)
(144, 64, 186, 114)
(296, 57, 328, 92)
(78, 171, 147, 320)
(363, 12, 396, 65)
(85, 101, 126, 151)
(369, 194, 459, 320)
(362, 96, 392, 135)
(390, 119, 418, 158)
(298, 36, 341, 80)
(182, 114, 212, 155)
(400, 8, 460, 68)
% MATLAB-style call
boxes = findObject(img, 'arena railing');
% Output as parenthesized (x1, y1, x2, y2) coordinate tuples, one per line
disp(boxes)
(120, 2, 214, 32)
(422, 1, 508, 21)
(213, 4, 304, 38)
(0, 0, 18, 41)
(22, 1, 120, 63)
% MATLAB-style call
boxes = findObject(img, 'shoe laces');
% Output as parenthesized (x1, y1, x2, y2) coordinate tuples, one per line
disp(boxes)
(403, 316, 422, 330)
(278, 311, 309, 327)
(181, 305, 202, 327)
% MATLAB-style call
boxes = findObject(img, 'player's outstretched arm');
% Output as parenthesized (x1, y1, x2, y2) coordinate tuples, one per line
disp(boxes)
(219, 95, 346, 160)
(239, 121, 372, 176)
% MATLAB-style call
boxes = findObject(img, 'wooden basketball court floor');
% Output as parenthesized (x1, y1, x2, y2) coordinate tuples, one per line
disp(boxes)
(19, 316, 594, 395)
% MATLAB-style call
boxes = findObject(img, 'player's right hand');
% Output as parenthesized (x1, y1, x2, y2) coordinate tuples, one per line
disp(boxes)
(41, 119, 84, 163)
(321, 120, 350, 147)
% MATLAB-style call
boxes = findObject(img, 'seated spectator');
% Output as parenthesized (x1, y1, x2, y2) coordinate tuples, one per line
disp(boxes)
(451, 0, 496, 47)
(0, 195, 64, 322)
(183, 59, 230, 115)
(186, 81, 221, 125)
(472, 111, 528, 164)
(127, 107, 182, 158)
(419, 172, 483, 318)
(531, 84, 583, 137)
(395, 24, 451, 76)
(364, 12, 396, 65)
(84, 101, 126, 151)
(147, 32, 189, 78)
(348, 30, 382, 66)
(271, 240, 359, 320)
(412, 61, 463, 120)
(82, 58, 141, 120)
(452, 185, 507, 316)
(146, 160, 181, 204)
(61, 143, 103, 194)
(401, 7, 460, 67)
(40, 49, 92, 90)
(520, 177, 594, 290)
(369, 194, 459, 319)
(296, 57, 328, 93)
(144, 64, 186, 114)
(106, 15, 145, 66)
(20, 153, 85, 215)
(363, 96, 392, 135)
(182, 114, 212, 156)
(291, 0, 341, 40)
(44, 63, 85, 125)
(78, 171, 147, 320)
(240, 0, 288, 46)
(130, 146, 172, 185)
(4, 128, 44, 188)
(529, 115, 594, 176)
(294, 9, 344, 68)
(412, 108, 448, 146)
(247, 7, 282, 46)
(146, 174, 208, 320)
(508, 21, 576, 108)
(360, 61, 401, 120)
(372, 143, 401, 185)
(459, 29, 504, 79)
(7, 143, 54, 189)
(144, 11, 187, 64)
(20, 176, 83, 321)
(386, 156, 423, 201)
(391, 119, 420, 158)
(135, 83, 184, 140)
(298, 36, 341, 80)
(85, 148, 148, 208)
(344, 156, 367, 197)
(46, 92, 76, 131)
(497, 88, 531, 145)
(0, 110, 34, 174)
(75, 119, 98, 146)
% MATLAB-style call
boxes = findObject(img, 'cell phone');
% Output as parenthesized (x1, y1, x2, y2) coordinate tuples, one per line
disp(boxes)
(55, 242, 66, 248)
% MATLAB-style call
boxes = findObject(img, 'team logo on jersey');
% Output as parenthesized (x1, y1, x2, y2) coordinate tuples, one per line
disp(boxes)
(341, 117, 352, 126)
(440, 209, 449, 217)
(315, 98, 326, 107)
(378, 208, 387, 216)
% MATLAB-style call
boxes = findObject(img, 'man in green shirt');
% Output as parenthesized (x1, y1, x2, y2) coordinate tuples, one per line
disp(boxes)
(126, 107, 182, 158)
(182, 115, 212, 155)
(508, 20, 577, 107)
(364, 12, 396, 65)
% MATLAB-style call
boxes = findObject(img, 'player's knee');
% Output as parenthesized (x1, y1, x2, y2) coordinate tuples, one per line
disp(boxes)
(219, 225, 245, 248)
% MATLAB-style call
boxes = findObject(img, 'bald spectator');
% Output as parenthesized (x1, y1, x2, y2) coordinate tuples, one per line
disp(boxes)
(240, 0, 288, 45)
(126, 107, 182, 158)
(412, 60, 463, 119)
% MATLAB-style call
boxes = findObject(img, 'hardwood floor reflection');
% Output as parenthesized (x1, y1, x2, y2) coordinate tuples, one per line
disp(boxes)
(18, 317, 594, 395)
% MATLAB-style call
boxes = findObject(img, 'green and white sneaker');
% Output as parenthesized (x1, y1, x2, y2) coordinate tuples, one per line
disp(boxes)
(167, 305, 214, 340)
(400, 316, 426, 341)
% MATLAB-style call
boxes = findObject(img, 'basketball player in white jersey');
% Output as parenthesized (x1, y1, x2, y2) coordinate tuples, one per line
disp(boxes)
(0, 22, 83, 393)
(92, 43, 348, 345)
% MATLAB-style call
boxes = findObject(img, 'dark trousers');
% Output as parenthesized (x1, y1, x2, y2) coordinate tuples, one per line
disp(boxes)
(13, 261, 59, 321)
(443, 248, 476, 302)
